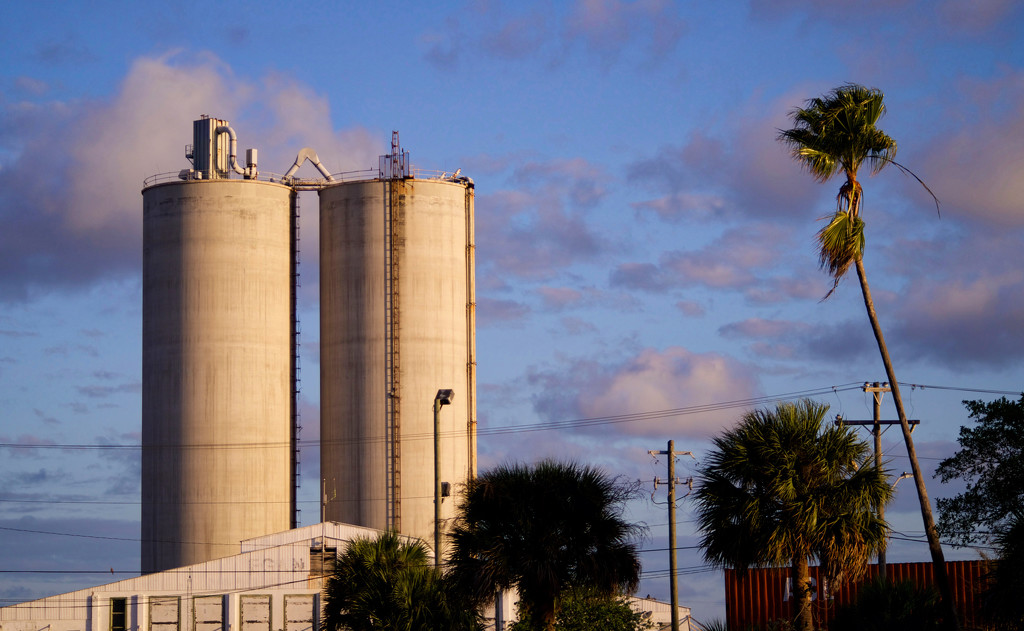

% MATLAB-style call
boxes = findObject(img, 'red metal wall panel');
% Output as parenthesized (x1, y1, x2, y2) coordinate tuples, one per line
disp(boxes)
(724, 561, 988, 630)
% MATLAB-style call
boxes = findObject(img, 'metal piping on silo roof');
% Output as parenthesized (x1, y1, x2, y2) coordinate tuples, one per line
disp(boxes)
(283, 147, 335, 182)
(213, 125, 246, 176)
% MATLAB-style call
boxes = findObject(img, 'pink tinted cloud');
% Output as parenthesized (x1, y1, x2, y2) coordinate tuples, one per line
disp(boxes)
(891, 270, 1024, 366)
(537, 287, 584, 310)
(512, 158, 609, 208)
(477, 297, 532, 327)
(529, 346, 761, 439)
(475, 160, 611, 280)
(610, 263, 673, 292)
(427, 1, 683, 69)
(937, 0, 1019, 34)
(915, 72, 1024, 228)
(865, 222, 1024, 368)
(480, 13, 551, 60)
(560, 317, 599, 335)
(676, 300, 705, 317)
(630, 192, 729, 223)
(2, 434, 58, 459)
(628, 93, 822, 223)
(748, 0, 913, 22)
(565, 0, 686, 65)
(536, 286, 608, 312)
(719, 317, 875, 363)
(612, 224, 799, 295)
(744, 275, 824, 304)
(666, 254, 755, 289)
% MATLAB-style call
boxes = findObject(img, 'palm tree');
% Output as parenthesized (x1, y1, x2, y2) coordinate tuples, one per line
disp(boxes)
(694, 399, 892, 631)
(321, 531, 481, 631)
(777, 84, 958, 629)
(447, 460, 644, 631)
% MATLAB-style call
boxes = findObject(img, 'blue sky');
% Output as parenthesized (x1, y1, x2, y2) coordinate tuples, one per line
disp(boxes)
(2, 0, 1023, 622)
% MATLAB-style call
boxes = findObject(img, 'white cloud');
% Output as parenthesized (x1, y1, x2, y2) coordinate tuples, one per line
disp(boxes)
(0, 52, 381, 302)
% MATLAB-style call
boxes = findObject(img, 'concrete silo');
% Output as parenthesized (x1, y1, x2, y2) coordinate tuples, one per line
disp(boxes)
(141, 116, 296, 573)
(319, 141, 477, 550)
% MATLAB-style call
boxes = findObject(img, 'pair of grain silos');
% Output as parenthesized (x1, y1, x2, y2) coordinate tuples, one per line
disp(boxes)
(140, 116, 476, 573)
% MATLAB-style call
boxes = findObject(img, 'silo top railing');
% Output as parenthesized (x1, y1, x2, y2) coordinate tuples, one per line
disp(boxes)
(143, 167, 463, 190)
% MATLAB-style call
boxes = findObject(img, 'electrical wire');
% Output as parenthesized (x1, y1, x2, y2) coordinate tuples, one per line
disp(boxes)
(4, 381, 1016, 453)
(0, 383, 866, 452)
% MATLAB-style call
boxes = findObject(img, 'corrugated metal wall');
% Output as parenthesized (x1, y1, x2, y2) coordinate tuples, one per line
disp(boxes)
(724, 561, 988, 629)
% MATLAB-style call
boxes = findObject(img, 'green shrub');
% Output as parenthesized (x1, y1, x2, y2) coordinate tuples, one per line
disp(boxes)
(828, 577, 941, 631)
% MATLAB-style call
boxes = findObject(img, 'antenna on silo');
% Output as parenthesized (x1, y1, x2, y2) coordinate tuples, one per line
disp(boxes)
(379, 131, 410, 180)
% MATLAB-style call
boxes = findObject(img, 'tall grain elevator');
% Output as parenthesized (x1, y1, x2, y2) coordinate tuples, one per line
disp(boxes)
(319, 137, 477, 548)
(141, 117, 296, 573)
(142, 120, 475, 572)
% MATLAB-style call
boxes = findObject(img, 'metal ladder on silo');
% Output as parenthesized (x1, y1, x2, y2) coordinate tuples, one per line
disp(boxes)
(291, 190, 302, 529)
(383, 132, 404, 532)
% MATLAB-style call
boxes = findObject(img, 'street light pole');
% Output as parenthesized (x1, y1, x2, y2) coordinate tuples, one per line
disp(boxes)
(434, 389, 454, 568)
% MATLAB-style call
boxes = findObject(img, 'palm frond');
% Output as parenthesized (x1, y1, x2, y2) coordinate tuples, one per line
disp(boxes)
(816, 210, 864, 299)
(694, 399, 891, 592)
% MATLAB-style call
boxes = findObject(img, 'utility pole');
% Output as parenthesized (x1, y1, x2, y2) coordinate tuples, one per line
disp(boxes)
(864, 381, 890, 579)
(836, 383, 924, 581)
(649, 440, 693, 631)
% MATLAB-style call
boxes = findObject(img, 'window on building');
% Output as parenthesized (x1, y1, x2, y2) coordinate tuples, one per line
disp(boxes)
(111, 598, 127, 631)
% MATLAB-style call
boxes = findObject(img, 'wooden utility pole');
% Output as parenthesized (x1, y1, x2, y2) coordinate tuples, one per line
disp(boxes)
(649, 441, 693, 631)
(836, 382, 927, 581)
(864, 381, 890, 578)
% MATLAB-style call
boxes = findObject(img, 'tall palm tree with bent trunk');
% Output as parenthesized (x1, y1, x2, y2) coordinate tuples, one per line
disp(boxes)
(778, 84, 957, 629)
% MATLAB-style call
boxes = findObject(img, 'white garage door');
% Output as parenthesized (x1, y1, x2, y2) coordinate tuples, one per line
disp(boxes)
(284, 595, 315, 631)
(150, 597, 180, 631)
(240, 595, 271, 631)
(193, 596, 224, 631)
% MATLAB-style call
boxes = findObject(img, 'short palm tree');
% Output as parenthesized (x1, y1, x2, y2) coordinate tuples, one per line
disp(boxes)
(694, 399, 892, 631)
(321, 531, 481, 631)
(777, 84, 958, 628)
(447, 460, 644, 631)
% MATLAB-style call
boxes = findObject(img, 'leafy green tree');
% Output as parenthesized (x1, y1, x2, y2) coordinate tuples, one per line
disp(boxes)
(447, 460, 644, 631)
(829, 577, 942, 631)
(777, 84, 956, 628)
(508, 589, 653, 631)
(693, 399, 892, 631)
(321, 531, 481, 631)
(935, 396, 1024, 628)
(935, 395, 1024, 547)
(979, 515, 1024, 629)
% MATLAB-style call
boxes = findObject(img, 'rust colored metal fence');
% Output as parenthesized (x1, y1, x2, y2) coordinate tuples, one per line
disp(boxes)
(724, 560, 988, 629)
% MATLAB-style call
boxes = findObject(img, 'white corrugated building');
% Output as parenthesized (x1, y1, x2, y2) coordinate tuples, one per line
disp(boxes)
(0, 523, 375, 631)
(0, 522, 688, 631)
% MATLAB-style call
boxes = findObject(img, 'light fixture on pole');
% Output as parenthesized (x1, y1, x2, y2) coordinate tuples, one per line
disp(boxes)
(434, 388, 454, 567)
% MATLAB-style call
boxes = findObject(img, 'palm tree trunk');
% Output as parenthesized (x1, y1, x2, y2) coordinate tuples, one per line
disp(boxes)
(538, 599, 557, 631)
(791, 555, 813, 631)
(854, 257, 960, 631)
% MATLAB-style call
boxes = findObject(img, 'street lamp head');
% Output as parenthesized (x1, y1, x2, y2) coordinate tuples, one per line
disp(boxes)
(435, 389, 455, 406)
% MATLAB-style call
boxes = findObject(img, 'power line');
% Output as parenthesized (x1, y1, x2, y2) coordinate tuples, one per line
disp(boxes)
(0, 383, 866, 451)
(5, 381, 1014, 454)
(897, 382, 1022, 396)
